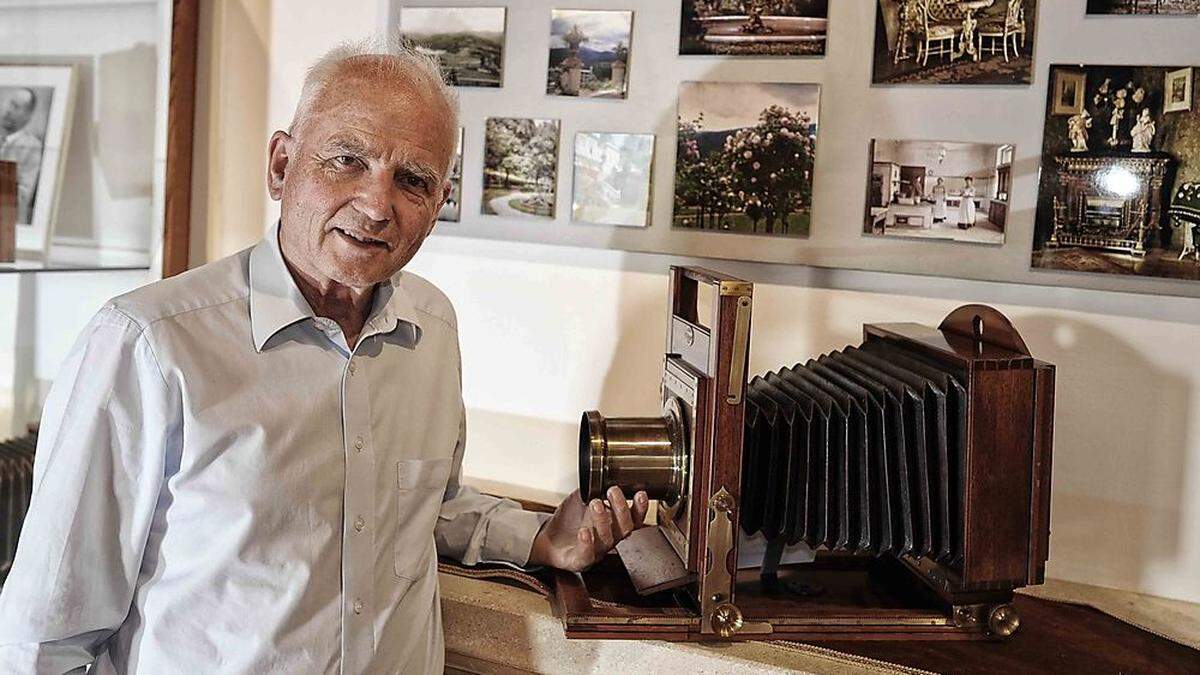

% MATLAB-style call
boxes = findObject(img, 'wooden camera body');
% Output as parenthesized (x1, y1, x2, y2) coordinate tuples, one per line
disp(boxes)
(560, 266, 1055, 642)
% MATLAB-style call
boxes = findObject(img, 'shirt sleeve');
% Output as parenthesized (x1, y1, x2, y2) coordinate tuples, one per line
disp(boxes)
(434, 403, 551, 568)
(0, 305, 179, 673)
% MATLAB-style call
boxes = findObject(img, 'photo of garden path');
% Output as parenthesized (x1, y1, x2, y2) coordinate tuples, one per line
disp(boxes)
(482, 118, 561, 219)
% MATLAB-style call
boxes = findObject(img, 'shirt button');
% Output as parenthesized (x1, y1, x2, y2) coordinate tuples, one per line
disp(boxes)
(354, 436, 364, 451)
(353, 599, 364, 615)
(354, 516, 366, 532)
(348, 360, 356, 375)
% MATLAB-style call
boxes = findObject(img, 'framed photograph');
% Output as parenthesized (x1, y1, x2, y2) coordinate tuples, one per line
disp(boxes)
(1164, 67, 1194, 113)
(1, 64, 76, 257)
(674, 82, 820, 237)
(482, 118, 561, 219)
(572, 132, 655, 227)
(679, 0, 828, 57)
(864, 139, 1013, 246)
(872, 0, 1039, 85)
(1086, 0, 1200, 14)
(1052, 70, 1087, 115)
(398, 6, 507, 88)
(1033, 64, 1200, 283)
(548, 10, 633, 99)
(438, 128, 464, 223)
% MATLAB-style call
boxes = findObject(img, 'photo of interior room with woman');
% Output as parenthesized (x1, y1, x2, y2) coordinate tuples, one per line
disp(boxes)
(865, 138, 1013, 244)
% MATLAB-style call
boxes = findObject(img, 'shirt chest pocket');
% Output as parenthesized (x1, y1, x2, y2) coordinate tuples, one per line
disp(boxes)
(394, 457, 453, 580)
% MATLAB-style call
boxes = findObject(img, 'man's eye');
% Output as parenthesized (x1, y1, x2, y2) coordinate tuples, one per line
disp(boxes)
(404, 175, 428, 189)
(334, 155, 359, 167)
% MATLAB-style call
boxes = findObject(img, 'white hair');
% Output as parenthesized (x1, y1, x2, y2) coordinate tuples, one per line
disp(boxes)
(289, 35, 460, 171)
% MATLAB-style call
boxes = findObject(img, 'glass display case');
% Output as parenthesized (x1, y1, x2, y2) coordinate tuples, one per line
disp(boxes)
(1, 0, 197, 435)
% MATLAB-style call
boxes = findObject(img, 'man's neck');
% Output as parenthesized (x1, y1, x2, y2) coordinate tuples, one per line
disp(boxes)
(279, 248, 376, 349)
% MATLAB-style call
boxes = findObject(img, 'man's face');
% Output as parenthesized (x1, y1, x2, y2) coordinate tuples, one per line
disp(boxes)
(0, 90, 34, 134)
(269, 65, 455, 289)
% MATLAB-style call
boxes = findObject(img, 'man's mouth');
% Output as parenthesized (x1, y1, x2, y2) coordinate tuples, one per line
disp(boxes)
(332, 227, 390, 250)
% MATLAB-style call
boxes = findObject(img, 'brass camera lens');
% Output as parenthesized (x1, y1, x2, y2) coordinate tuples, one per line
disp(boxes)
(578, 398, 688, 503)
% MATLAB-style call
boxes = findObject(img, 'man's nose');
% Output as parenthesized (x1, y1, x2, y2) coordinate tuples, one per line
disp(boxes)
(352, 172, 394, 225)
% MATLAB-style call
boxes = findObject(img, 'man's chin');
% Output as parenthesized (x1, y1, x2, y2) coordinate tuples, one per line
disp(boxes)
(324, 266, 395, 289)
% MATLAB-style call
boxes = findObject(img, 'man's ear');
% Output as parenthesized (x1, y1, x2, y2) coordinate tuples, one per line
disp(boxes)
(425, 180, 453, 236)
(267, 130, 293, 201)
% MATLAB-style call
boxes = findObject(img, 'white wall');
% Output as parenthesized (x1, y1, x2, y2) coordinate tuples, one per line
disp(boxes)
(242, 0, 1200, 605)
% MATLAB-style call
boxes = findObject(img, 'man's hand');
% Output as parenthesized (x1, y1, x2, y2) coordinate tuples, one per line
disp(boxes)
(527, 487, 649, 572)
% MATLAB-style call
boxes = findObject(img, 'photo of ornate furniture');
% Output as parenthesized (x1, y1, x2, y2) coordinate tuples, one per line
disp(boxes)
(895, 0, 1021, 67)
(1049, 153, 1173, 257)
(977, 0, 1026, 62)
(913, 1, 958, 66)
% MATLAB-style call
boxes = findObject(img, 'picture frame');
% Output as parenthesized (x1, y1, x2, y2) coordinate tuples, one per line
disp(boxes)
(481, 117, 561, 220)
(863, 138, 1012, 246)
(679, 0, 829, 57)
(547, 10, 634, 100)
(673, 81, 821, 238)
(0, 64, 76, 258)
(1164, 66, 1193, 114)
(872, 0, 1038, 85)
(572, 132, 655, 228)
(1052, 70, 1086, 116)
(438, 128, 464, 223)
(398, 6, 507, 88)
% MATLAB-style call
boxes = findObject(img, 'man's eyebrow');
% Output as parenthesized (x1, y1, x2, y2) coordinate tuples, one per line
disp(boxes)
(323, 136, 374, 156)
(397, 160, 440, 185)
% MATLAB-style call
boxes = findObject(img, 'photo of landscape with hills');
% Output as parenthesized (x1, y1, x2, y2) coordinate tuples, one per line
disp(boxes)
(399, 6, 506, 88)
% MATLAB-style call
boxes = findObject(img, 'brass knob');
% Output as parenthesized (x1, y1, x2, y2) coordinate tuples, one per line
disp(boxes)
(711, 603, 744, 638)
(987, 604, 1020, 639)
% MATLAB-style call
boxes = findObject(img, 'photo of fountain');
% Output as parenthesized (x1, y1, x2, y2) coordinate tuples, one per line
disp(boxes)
(679, 0, 829, 56)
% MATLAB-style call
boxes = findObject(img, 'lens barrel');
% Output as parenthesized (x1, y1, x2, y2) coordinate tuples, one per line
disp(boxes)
(578, 398, 688, 503)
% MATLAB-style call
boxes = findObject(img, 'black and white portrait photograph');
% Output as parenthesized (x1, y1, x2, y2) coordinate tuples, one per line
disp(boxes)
(398, 6, 506, 88)
(572, 132, 655, 227)
(547, 10, 632, 99)
(1033, 64, 1200, 282)
(674, 81, 820, 237)
(1086, 0, 1200, 14)
(872, 0, 1038, 85)
(482, 117, 560, 219)
(678, 0, 829, 57)
(438, 128, 464, 223)
(865, 139, 1013, 245)
(0, 64, 75, 255)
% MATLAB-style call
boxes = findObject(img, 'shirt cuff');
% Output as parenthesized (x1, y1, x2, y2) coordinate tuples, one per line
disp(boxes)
(481, 509, 552, 568)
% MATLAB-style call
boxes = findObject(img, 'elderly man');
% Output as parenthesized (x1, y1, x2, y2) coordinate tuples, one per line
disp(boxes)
(0, 87, 42, 223)
(0, 42, 647, 674)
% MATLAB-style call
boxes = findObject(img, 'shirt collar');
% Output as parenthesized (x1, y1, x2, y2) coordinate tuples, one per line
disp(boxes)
(248, 222, 422, 352)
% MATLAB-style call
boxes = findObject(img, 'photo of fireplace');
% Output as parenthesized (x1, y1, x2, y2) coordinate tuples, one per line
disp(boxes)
(1033, 65, 1200, 282)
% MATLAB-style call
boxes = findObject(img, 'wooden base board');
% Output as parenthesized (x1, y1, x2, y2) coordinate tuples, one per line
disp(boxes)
(552, 555, 1010, 642)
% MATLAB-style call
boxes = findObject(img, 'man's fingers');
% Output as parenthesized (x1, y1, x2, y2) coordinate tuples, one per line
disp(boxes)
(631, 491, 649, 527)
(608, 486, 635, 538)
(589, 499, 616, 550)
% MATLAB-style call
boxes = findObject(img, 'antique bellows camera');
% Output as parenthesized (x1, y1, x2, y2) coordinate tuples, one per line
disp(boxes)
(556, 266, 1055, 642)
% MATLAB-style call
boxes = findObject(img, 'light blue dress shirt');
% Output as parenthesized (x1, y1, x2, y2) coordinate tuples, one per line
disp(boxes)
(0, 224, 549, 674)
